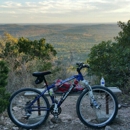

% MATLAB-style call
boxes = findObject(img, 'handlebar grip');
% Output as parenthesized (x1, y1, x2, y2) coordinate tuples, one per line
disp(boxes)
(76, 62, 90, 68)
(76, 62, 84, 66)
(83, 64, 90, 68)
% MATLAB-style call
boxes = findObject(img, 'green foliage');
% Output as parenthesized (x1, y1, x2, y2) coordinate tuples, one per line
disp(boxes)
(2, 32, 18, 44)
(0, 60, 10, 113)
(115, 20, 130, 44)
(2, 36, 57, 60)
(88, 40, 113, 76)
(1, 35, 57, 70)
(0, 33, 57, 91)
(0, 24, 120, 62)
(88, 20, 130, 90)
(17, 38, 56, 59)
(113, 20, 130, 89)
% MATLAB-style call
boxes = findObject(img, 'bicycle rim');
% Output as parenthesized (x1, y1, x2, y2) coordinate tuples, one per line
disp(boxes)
(77, 86, 118, 128)
(8, 88, 50, 129)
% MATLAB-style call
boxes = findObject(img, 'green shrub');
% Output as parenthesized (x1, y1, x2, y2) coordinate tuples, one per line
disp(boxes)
(0, 60, 10, 113)
(87, 20, 130, 90)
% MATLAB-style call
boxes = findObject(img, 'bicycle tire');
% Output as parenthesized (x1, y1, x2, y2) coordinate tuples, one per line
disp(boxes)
(76, 85, 118, 129)
(7, 88, 50, 129)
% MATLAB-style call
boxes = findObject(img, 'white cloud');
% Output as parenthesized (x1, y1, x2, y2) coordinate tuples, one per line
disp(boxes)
(1, 1, 22, 8)
(0, 0, 129, 23)
(0, 1, 100, 14)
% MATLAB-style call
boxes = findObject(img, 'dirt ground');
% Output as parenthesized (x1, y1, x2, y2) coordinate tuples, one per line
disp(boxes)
(1, 94, 130, 130)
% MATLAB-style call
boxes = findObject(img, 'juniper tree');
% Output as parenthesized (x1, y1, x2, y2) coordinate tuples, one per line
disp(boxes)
(88, 20, 130, 89)
(0, 60, 10, 113)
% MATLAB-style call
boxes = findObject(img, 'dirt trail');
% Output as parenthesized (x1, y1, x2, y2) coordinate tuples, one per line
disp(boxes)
(1, 94, 130, 130)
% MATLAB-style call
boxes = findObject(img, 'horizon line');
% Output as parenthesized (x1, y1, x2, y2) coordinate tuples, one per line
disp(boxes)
(0, 22, 117, 25)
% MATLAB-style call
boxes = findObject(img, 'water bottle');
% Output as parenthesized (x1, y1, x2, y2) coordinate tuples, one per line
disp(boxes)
(100, 77, 105, 87)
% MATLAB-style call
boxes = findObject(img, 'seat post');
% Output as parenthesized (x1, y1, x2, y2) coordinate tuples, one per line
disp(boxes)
(43, 76, 48, 86)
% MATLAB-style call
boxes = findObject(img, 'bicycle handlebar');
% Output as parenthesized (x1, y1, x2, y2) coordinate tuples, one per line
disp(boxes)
(76, 62, 89, 68)
(76, 62, 89, 74)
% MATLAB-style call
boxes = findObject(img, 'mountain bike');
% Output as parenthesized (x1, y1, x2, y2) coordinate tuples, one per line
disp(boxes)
(7, 63, 118, 129)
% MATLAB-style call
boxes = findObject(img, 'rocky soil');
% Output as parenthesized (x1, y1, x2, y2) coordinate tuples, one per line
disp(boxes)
(1, 94, 130, 130)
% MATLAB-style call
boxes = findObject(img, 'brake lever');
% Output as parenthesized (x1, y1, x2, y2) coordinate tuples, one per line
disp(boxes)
(76, 62, 84, 67)
(84, 64, 90, 68)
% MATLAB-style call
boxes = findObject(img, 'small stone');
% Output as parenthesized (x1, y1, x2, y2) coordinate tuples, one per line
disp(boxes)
(71, 118, 83, 125)
(0, 120, 4, 125)
(50, 117, 61, 124)
(54, 124, 58, 128)
(48, 120, 53, 125)
(60, 114, 72, 123)
(105, 126, 113, 130)
(118, 104, 122, 109)
(50, 125, 54, 129)
(12, 126, 19, 130)
(1, 115, 4, 120)
(3, 127, 9, 130)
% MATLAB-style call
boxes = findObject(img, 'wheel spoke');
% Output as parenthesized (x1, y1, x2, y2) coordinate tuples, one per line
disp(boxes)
(76, 86, 118, 129)
(8, 88, 50, 129)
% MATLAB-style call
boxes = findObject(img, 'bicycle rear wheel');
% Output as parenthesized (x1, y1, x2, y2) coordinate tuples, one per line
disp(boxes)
(76, 85, 118, 129)
(7, 88, 50, 129)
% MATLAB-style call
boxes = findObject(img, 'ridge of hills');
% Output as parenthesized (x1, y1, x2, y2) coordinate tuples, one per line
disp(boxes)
(0, 23, 121, 61)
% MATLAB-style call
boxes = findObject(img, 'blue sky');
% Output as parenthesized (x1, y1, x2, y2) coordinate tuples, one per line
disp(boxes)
(0, 0, 130, 23)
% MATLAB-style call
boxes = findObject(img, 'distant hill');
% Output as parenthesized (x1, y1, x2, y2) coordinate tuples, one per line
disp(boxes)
(0, 23, 121, 61)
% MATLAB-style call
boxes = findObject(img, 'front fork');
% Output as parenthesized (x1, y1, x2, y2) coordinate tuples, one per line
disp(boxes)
(81, 80, 100, 109)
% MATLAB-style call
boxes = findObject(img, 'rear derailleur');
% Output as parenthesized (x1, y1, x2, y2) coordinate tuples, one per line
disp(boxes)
(22, 101, 32, 119)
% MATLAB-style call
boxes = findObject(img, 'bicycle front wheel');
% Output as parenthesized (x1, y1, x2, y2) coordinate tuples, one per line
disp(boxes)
(7, 88, 50, 129)
(76, 85, 118, 129)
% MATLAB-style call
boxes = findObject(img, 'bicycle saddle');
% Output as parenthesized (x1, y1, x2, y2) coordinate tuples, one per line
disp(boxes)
(32, 71, 51, 77)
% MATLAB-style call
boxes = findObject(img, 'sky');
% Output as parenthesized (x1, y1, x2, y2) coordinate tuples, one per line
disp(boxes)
(0, 0, 130, 24)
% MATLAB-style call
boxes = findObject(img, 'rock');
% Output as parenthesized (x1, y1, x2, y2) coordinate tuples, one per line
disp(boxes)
(2, 127, 9, 130)
(0, 95, 130, 130)
(121, 103, 129, 107)
(71, 118, 83, 125)
(0, 120, 4, 125)
(60, 114, 72, 123)
(50, 117, 62, 124)
(118, 104, 122, 109)
(105, 126, 113, 130)
(49, 125, 54, 129)
(50, 114, 72, 124)
(12, 126, 19, 130)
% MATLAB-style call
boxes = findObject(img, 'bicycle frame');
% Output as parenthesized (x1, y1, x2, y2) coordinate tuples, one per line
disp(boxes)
(8, 62, 118, 129)
(28, 73, 85, 111)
